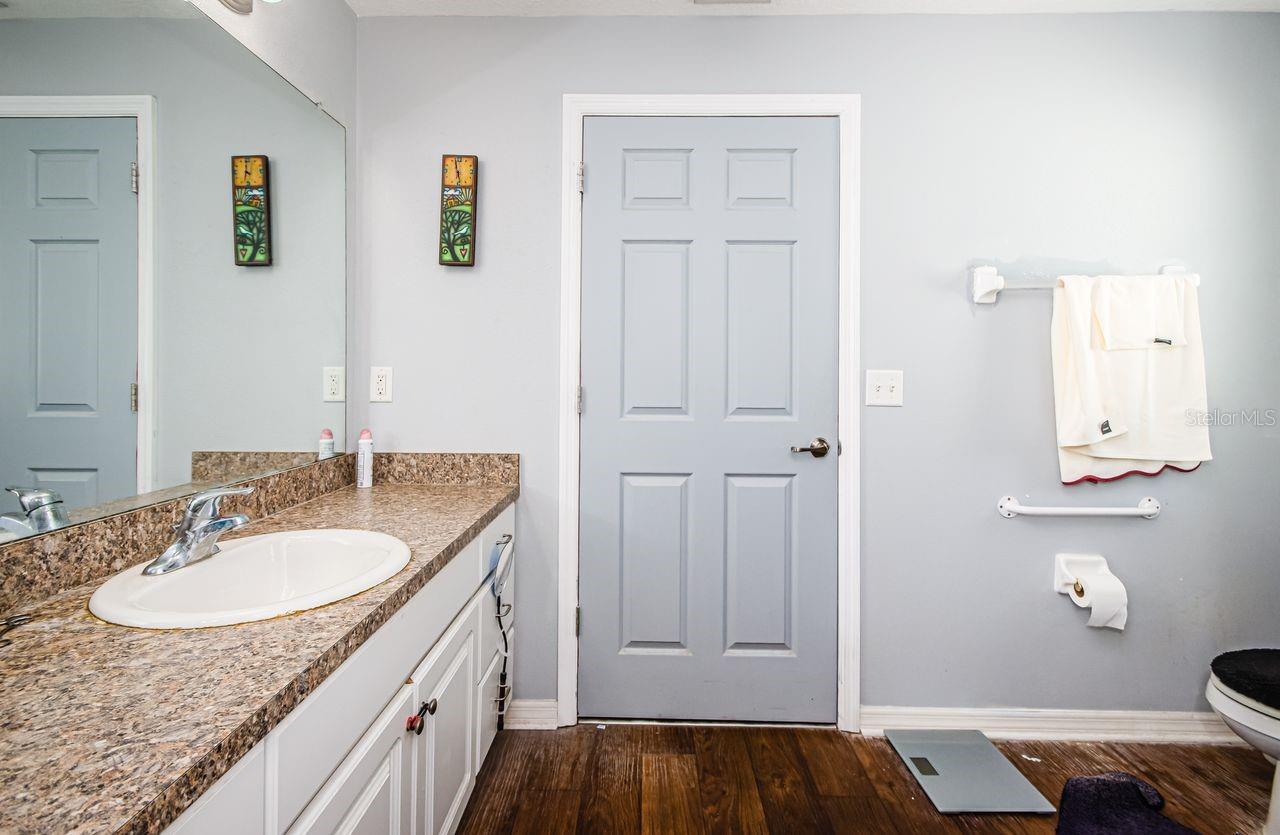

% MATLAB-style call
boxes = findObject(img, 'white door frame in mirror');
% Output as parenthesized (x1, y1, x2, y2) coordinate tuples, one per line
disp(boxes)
(0, 96, 158, 495)
(557, 93, 862, 732)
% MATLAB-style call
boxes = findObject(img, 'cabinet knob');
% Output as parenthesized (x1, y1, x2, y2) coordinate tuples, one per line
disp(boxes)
(406, 699, 438, 735)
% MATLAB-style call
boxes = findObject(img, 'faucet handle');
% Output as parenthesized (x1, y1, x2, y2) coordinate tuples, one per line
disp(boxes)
(5, 487, 62, 513)
(185, 485, 255, 522)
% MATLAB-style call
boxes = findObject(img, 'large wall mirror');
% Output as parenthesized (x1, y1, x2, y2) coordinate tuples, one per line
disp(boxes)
(0, 1, 346, 542)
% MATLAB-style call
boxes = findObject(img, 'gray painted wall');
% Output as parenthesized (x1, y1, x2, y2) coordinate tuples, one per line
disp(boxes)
(2, 18, 347, 490)
(355, 13, 1280, 711)
(191, 0, 357, 130)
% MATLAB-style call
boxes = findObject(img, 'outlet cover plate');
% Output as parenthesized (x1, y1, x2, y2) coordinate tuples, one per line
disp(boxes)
(323, 367, 345, 402)
(370, 366, 393, 403)
(865, 369, 903, 406)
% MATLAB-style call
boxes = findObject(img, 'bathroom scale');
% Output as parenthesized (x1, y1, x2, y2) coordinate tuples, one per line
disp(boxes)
(886, 729, 1056, 814)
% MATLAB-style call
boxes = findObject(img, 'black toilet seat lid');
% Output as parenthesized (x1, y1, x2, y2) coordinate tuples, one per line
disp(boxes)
(1211, 649, 1280, 712)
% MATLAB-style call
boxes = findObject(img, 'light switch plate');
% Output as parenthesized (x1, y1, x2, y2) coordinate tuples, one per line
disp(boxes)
(323, 367, 345, 402)
(865, 370, 904, 406)
(370, 366, 393, 402)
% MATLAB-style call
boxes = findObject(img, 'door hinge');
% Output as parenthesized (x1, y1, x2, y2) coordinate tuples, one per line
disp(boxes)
(130, 382, 139, 413)
(575, 161, 585, 195)
(576, 385, 584, 415)
(575, 605, 581, 637)
(130, 162, 139, 195)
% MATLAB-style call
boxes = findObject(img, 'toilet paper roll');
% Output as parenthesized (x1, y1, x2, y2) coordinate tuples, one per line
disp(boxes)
(1071, 570, 1128, 630)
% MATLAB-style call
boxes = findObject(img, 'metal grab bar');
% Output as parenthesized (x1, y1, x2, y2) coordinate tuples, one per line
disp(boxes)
(997, 496, 1161, 519)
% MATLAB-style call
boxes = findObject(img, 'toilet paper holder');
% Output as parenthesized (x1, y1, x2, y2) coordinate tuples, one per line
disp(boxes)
(1054, 554, 1110, 596)
(1054, 553, 1128, 630)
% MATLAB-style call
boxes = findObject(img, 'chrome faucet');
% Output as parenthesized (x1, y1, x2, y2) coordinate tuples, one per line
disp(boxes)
(1, 487, 70, 537)
(143, 486, 254, 576)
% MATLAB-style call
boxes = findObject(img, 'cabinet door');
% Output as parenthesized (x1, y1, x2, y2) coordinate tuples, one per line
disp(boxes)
(288, 686, 414, 835)
(411, 605, 479, 835)
(474, 626, 513, 769)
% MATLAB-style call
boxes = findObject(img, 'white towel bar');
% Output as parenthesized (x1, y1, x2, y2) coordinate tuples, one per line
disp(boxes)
(972, 265, 1198, 305)
(997, 496, 1161, 519)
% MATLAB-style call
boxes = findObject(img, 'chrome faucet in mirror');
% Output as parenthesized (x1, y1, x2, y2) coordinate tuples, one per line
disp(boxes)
(0, 488, 70, 537)
(143, 486, 254, 576)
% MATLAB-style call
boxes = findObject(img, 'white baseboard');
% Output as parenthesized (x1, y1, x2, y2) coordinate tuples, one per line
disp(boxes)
(859, 705, 1241, 745)
(503, 699, 561, 730)
(503, 700, 1240, 744)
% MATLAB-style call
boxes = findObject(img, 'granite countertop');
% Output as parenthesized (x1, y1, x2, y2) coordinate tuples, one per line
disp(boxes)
(0, 483, 517, 835)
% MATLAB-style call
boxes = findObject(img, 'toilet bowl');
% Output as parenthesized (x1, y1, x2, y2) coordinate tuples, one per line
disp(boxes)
(1207, 649, 1280, 835)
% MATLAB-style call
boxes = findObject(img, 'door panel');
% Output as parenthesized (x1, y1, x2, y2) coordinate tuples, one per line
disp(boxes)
(29, 468, 99, 509)
(34, 241, 100, 411)
(621, 242, 690, 417)
(623, 149, 691, 209)
(0, 117, 138, 514)
(579, 116, 840, 722)
(620, 473, 690, 653)
(726, 241, 796, 418)
(726, 149, 795, 208)
(725, 473, 796, 655)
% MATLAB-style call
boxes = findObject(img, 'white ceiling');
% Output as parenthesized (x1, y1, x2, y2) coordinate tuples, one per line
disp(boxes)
(347, 0, 1280, 15)
(0, 0, 200, 19)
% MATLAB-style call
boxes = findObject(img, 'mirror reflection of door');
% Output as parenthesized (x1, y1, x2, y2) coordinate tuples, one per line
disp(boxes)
(0, 117, 138, 516)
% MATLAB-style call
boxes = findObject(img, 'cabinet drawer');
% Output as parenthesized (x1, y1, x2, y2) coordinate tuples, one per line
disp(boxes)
(411, 600, 480, 835)
(287, 686, 414, 835)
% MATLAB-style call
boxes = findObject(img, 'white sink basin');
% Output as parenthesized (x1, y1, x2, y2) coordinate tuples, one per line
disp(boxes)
(89, 529, 411, 629)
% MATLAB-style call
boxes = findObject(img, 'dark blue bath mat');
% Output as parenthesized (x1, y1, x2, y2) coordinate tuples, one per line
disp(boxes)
(1056, 771, 1199, 834)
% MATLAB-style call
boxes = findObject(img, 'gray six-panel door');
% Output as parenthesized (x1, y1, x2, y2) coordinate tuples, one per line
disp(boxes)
(579, 116, 840, 722)
(0, 117, 139, 514)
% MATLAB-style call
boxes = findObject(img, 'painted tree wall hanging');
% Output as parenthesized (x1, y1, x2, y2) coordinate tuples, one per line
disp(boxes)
(440, 154, 477, 266)
(232, 155, 273, 266)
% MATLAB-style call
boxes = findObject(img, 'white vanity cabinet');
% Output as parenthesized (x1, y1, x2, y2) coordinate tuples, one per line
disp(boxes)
(164, 507, 515, 835)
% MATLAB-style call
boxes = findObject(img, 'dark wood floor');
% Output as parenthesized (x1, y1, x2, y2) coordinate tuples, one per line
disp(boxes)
(458, 724, 1273, 834)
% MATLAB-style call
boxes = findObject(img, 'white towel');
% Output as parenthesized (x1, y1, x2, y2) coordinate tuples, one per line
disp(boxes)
(1093, 275, 1188, 350)
(1051, 275, 1211, 484)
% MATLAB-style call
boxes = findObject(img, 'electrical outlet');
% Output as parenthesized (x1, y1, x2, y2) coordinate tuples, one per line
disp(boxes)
(865, 369, 904, 406)
(323, 367, 345, 402)
(370, 366, 393, 402)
